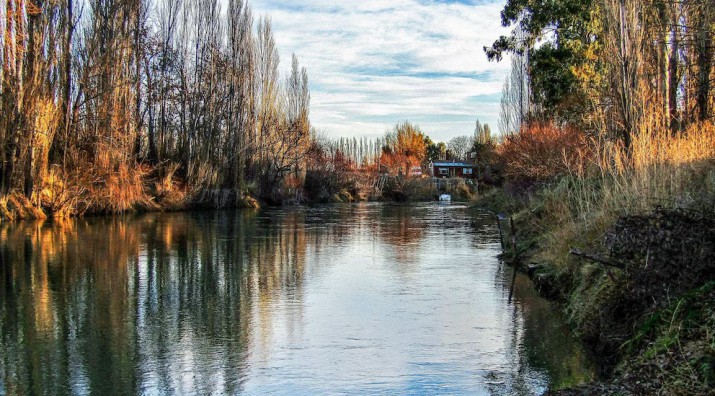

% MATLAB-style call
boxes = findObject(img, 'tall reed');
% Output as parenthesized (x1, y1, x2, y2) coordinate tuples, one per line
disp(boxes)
(588, 121, 715, 216)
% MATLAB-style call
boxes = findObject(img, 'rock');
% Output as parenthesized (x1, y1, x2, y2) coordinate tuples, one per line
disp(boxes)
(527, 263, 543, 276)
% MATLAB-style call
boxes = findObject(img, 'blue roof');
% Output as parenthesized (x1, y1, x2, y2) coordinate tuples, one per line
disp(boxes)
(433, 162, 477, 167)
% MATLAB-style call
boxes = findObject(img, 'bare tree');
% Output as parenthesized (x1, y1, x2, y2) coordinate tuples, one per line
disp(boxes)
(0, 0, 316, 214)
(255, 16, 280, 173)
(447, 135, 473, 162)
(603, 0, 647, 148)
(261, 54, 310, 198)
(498, 29, 530, 135)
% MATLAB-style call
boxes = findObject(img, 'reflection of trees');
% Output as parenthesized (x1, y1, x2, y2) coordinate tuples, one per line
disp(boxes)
(488, 269, 595, 394)
(508, 274, 596, 389)
(0, 205, 596, 394)
(468, 213, 502, 246)
(0, 218, 140, 395)
(0, 209, 313, 394)
(377, 205, 425, 265)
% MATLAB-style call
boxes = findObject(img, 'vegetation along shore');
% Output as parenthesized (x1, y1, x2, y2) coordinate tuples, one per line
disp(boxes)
(0, 0, 484, 219)
(474, 0, 714, 393)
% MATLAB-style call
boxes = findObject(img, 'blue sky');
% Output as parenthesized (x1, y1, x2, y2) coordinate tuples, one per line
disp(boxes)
(249, 0, 511, 143)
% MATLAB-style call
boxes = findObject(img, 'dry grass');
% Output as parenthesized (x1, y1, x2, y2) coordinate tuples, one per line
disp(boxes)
(84, 163, 158, 214)
(530, 121, 715, 231)
(507, 121, 715, 317)
(152, 163, 190, 210)
(585, 121, 715, 216)
(39, 162, 158, 217)
(502, 120, 715, 223)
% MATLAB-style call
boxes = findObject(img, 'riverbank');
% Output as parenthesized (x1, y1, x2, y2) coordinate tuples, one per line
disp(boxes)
(470, 122, 715, 393)
(474, 184, 714, 394)
(0, 173, 477, 221)
(0, 188, 261, 221)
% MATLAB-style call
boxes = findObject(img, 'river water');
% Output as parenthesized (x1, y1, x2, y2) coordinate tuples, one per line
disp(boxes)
(0, 203, 593, 395)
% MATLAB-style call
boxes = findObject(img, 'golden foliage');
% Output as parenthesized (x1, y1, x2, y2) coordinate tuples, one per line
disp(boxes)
(380, 122, 429, 175)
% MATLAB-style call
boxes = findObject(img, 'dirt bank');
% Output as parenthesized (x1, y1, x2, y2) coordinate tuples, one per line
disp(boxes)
(475, 190, 715, 395)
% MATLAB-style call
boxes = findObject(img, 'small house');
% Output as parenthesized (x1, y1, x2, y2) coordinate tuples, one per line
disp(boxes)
(431, 161, 478, 179)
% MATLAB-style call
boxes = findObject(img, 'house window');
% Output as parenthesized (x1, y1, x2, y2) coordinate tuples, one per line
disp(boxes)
(438, 168, 448, 175)
(463, 168, 473, 175)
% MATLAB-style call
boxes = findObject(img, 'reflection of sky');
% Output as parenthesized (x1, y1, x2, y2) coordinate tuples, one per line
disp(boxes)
(238, 204, 549, 394)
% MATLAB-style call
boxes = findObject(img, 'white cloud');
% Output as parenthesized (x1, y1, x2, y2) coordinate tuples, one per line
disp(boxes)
(249, 0, 511, 142)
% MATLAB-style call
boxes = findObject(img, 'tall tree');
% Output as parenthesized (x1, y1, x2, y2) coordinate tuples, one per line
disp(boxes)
(255, 16, 280, 174)
(486, 0, 596, 123)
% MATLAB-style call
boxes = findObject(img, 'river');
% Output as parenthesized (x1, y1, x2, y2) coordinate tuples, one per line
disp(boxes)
(0, 203, 593, 395)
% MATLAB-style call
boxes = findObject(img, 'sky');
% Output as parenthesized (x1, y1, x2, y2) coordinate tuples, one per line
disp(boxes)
(249, 0, 512, 143)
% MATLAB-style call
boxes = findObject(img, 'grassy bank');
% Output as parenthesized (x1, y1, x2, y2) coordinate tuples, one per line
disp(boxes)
(474, 122, 715, 394)
(0, 164, 262, 221)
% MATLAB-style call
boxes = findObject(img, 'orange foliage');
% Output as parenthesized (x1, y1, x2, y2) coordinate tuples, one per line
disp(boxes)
(380, 122, 428, 175)
(395, 126, 427, 164)
(379, 151, 421, 175)
(498, 123, 592, 182)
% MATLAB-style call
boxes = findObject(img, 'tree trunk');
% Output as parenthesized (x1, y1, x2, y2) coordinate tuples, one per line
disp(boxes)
(695, 12, 712, 121)
(667, 10, 679, 132)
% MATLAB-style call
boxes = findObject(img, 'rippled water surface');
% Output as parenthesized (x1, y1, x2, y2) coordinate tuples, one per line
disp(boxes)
(0, 203, 593, 395)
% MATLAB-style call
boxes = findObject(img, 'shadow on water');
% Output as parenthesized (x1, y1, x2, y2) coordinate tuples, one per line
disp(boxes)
(0, 204, 594, 395)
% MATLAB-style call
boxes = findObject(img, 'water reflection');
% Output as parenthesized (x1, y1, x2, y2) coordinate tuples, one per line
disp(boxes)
(0, 204, 593, 395)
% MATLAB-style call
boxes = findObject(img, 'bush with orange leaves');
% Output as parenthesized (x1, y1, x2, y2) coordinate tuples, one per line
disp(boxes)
(497, 123, 592, 183)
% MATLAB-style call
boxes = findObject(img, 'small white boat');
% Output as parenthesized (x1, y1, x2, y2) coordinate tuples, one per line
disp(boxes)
(439, 194, 452, 202)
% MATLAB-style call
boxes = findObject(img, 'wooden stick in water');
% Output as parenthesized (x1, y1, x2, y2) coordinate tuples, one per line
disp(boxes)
(495, 214, 505, 250)
(508, 217, 519, 303)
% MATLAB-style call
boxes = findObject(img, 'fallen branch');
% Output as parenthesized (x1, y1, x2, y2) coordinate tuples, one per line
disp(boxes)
(569, 248, 627, 270)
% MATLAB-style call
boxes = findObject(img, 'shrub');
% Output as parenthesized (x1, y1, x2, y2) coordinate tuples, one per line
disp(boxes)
(497, 123, 592, 183)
